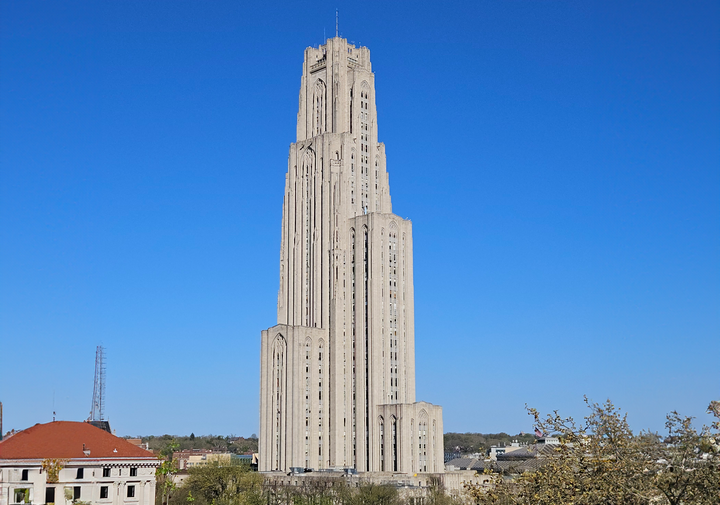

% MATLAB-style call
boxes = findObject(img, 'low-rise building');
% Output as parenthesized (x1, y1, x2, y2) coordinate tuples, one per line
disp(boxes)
(488, 441, 526, 460)
(172, 450, 232, 470)
(0, 421, 160, 505)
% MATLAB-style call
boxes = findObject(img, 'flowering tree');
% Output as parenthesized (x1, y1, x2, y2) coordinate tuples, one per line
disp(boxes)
(465, 398, 720, 505)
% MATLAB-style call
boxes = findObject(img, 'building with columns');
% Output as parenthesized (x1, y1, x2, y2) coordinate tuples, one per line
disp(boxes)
(259, 37, 444, 474)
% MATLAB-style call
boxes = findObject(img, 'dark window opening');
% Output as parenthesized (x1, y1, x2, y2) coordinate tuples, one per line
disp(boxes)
(45, 487, 55, 504)
(127, 485, 135, 498)
(14, 489, 29, 504)
(100, 486, 109, 499)
(73, 487, 81, 500)
(21, 469, 28, 481)
(130, 467, 137, 477)
(102, 467, 110, 478)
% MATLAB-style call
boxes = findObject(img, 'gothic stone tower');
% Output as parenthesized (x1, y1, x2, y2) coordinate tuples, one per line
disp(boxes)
(259, 37, 444, 474)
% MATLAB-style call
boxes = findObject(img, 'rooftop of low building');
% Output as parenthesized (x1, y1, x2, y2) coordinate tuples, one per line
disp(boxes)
(0, 421, 157, 460)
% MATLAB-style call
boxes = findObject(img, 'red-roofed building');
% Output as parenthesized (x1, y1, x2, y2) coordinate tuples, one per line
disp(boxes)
(0, 421, 160, 505)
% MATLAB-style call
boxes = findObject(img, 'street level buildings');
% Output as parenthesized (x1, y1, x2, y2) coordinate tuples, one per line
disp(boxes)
(259, 37, 443, 474)
(0, 421, 159, 505)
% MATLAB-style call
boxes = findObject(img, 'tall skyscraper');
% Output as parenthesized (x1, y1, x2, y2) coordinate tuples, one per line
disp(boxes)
(259, 37, 443, 474)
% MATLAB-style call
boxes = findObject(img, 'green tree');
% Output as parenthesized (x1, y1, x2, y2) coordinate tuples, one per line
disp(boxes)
(156, 440, 180, 505)
(179, 461, 263, 505)
(352, 484, 400, 505)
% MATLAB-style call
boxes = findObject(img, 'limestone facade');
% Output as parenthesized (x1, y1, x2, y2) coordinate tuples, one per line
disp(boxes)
(259, 37, 443, 474)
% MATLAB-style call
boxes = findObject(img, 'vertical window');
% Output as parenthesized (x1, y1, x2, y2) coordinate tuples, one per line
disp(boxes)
(314, 80, 326, 135)
(364, 228, 370, 470)
(350, 230, 357, 462)
(359, 89, 370, 214)
(419, 420, 428, 472)
(102, 467, 110, 478)
(305, 340, 310, 468)
(129, 467, 137, 477)
(21, 469, 28, 481)
(392, 418, 398, 472)
(379, 419, 385, 472)
(100, 486, 109, 499)
(272, 336, 286, 471)
(127, 485, 135, 498)
(14, 489, 29, 504)
(303, 151, 313, 327)
(74, 487, 81, 500)
(389, 230, 399, 402)
(318, 340, 325, 468)
(45, 487, 55, 504)
(76, 468, 83, 479)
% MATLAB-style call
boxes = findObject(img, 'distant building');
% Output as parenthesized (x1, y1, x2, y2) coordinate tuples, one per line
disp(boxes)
(172, 450, 231, 470)
(125, 439, 150, 451)
(488, 441, 526, 460)
(0, 421, 160, 505)
(446, 438, 558, 475)
(493, 441, 557, 474)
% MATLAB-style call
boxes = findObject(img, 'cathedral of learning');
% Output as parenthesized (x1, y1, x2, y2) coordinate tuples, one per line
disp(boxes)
(259, 37, 444, 475)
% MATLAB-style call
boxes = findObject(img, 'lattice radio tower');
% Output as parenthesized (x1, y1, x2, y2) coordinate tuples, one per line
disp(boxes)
(90, 346, 106, 421)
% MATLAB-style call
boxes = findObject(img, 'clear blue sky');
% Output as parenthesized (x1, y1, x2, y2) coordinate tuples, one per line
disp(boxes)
(1, 0, 718, 438)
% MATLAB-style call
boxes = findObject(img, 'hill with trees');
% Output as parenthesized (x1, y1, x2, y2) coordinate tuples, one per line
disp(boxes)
(137, 434, 258, 454)
(443, 432, 537, 455)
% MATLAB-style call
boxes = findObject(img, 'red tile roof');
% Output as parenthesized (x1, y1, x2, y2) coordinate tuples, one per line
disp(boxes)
(0, 421, 156, 460)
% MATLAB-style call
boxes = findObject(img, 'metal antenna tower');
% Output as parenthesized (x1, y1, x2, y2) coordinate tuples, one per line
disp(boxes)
(90, 346, 106, 421)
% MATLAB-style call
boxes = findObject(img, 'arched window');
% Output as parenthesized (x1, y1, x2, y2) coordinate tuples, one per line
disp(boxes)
(313, 80, 326, 135)
(379, 417, 385, 472)
(303, 149, 315, 327)
(350, 229, 357, 462)
(388, 226, 399, 401)
(272, 335, 286, 471)
(359, 84, 370, 214)
(419, 411, 428, 472)
(392, 416, 398, 472)
(305, 340, 311, 468)
(318, 340, 325, 467)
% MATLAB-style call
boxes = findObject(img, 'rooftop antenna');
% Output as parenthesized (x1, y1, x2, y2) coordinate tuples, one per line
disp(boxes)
(90, 346, 106, 421)
(335, 9, 339, 38)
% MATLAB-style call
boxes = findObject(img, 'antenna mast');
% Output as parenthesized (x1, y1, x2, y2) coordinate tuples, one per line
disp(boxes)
(336, 9, 339, 37)
(90, 346, 106, 421)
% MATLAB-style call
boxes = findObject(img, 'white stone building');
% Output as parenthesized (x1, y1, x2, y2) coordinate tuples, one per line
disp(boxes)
(259, 37, 443, 474)
(0, 421, 159, 505)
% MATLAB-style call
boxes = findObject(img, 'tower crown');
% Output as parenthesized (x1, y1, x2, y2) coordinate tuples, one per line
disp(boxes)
(297, 38, 375, 142)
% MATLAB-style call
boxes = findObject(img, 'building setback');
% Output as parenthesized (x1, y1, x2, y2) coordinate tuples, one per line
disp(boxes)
(259, 37, 443, 474)
(0, 421, 159, 505)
